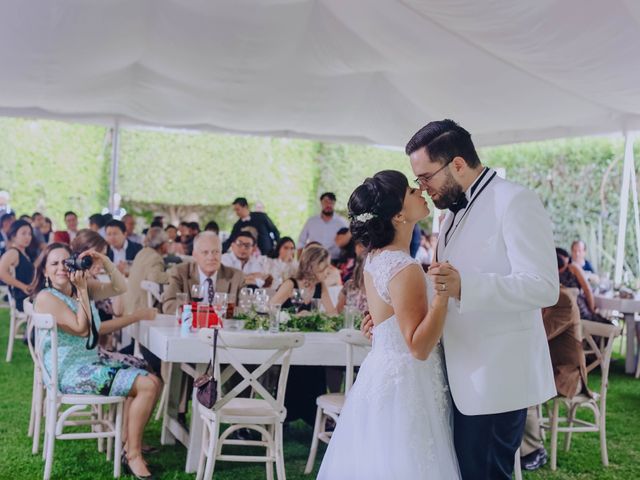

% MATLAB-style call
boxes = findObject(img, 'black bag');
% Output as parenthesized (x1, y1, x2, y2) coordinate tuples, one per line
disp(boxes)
(195, 327, 219, 408)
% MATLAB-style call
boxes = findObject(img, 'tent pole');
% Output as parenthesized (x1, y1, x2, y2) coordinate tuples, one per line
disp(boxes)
(629, 133, 640, 278)
(108, 120, 121, 214)
(614, 133, 634, 285)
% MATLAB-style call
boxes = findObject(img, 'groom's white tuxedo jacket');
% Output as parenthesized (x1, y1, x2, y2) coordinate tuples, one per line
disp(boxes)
(434, 168, 558, 416)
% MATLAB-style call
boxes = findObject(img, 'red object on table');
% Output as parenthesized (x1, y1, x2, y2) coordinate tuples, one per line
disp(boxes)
(190, 302, 222, 328)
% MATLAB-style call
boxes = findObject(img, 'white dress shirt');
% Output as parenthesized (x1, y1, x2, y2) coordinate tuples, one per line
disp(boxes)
(111, 240, 129, 265)
(221, 251, 266, 287)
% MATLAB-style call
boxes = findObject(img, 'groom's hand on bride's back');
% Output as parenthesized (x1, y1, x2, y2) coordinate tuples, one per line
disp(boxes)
(361, 312, 374, 342)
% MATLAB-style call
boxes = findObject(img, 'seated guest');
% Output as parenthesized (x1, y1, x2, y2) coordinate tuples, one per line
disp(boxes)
(31, 212, 48, 250)
(0, 212, 16, 256)
(334, 227, 356, 283)
(557, 247, 599, 321)
(0, 219, 35, 311)
(266, 237, 298, 290)
(32, 243, 162, 478)
(221, 231, 271, 288)
(204, 220, 220, 234)
(105, 219, 143, 275)
(223, 197, 280, 256)
(415, 230, 434, 267)
(520, 282, 590, 471)
(88, 213, 107, 237)
(122, 214, 144, 245)
(571, 240, 595, 273)
(270, 243, 337, 314)
(162, 231, 244, 314)
(336, 247, 368, 314)
(164, 224, 185, 256)
(123, 227, 171, 314)
(41, 217, 53, 243)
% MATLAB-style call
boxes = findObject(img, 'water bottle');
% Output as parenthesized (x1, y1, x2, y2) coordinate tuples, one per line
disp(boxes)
(181, 304, 193, 337)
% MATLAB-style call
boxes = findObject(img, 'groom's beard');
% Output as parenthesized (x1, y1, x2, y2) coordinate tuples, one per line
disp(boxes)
(432, 169, 464, 210)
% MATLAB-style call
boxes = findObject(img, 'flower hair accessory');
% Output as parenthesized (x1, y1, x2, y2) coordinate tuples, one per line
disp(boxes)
(352, 212, 376, 223)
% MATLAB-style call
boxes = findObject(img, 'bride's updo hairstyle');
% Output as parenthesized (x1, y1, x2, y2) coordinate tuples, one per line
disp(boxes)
(348, 170, 408, 249)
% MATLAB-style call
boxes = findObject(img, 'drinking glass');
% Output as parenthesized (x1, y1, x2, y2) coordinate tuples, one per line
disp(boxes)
(343, 305, 359, 330)
(269, 304, 282, 333)
(290, 288, 302, 308)
(212, 292, 228, 323)
(238, 287, 254, 313)
(196, 302, 210, 328)
(175, 292, 189, 323)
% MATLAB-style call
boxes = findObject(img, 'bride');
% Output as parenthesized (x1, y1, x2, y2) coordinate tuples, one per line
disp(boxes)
(317, 170, 460, 479)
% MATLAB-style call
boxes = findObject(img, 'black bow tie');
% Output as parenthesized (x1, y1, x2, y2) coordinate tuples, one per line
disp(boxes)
(449, 193, 468, 214)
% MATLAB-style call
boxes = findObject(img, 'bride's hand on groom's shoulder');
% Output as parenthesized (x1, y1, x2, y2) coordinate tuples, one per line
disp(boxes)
(360, 312, 373, 342)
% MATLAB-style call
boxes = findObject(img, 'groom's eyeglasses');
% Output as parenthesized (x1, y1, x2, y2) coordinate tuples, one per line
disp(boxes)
(413, 160, 452, 188)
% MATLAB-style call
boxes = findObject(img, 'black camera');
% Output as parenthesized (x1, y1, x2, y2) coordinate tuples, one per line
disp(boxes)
(63, 253, 93, 272)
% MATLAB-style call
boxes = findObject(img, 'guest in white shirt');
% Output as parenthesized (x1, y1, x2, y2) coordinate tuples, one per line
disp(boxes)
(105, 219, 142, 275)
(266, 236, 299, 290)
(298, 192, 348, 260)
(122, 214, 144, 245)
(221, 231, 270, 288)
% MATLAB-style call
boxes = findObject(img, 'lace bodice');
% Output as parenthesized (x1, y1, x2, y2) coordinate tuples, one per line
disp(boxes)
(364, 250, 420, 305)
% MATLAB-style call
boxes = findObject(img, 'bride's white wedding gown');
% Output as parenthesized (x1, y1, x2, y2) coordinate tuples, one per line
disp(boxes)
(317, 250, 460, 479)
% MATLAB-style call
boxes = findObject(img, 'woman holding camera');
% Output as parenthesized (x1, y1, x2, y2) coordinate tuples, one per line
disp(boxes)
(33, 243, 162, 479)
(0, 219, 35, 311)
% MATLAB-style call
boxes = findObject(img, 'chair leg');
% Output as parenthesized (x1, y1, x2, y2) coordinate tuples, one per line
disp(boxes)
(196, 419, 209, 480)
(97, 405, 105, 453)
(106, 405, 113, 461)
(114, 402, 123, 478)
(6, 309, 16, 362)
(266, 424, 275, 480)
(598, 408, 609, 466)
(32, 381, 44, 455)
(304, 406, 324, 474)
(513, 448, 522, 480)
(275, 422, 286, 480)
(43, 399, 57, 480)
(564, 404, 577, 452)
(202, 419, 219, 480)
(550, 399, 560, 471)
(28, 372, 37, 437)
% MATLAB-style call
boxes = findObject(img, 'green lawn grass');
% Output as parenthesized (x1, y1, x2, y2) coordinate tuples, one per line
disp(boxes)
(1, 308, 638, 479)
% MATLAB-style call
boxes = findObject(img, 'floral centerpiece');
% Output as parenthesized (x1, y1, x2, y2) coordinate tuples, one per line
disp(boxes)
(234, 308, 361, 332)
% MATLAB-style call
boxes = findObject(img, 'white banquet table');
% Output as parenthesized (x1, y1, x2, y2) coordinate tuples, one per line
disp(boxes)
(594, 294, 640, 374)
(131, 315, 368, 472)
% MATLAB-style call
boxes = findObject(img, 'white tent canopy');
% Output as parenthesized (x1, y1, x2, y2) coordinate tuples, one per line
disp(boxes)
(1, 0, 640, 147)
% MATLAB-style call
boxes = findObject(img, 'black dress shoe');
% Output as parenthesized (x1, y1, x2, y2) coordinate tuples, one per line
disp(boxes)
(122, 453, 156, 479)
(521, 447, 547, 471)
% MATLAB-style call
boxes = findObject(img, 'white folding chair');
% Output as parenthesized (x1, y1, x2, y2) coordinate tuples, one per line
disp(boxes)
(32, 312, 125, 479)
(6, 288, 29, 361)
(541, 320, 621, 470)
(0, 284, 10, 308)
(196, 329, 305, 480)
(304, 328, 370, 474)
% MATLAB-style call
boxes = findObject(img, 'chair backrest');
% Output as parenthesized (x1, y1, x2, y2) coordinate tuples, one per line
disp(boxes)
(581, 320, 621, 399)
(140, 280, 162, 307)
(23, 299, 34, 315)
(338, 328, 371, 393)
(32, 312, 59, 394)
(198, 329, 305, 420)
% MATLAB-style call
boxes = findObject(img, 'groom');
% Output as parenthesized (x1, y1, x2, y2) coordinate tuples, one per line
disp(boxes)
(407, 120, 558, 479)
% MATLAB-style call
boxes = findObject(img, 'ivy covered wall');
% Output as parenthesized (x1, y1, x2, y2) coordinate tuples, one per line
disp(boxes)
(0, 117, 638, 279)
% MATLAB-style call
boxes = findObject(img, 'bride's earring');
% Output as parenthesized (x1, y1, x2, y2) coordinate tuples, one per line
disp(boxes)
(45, 276, 51, 288)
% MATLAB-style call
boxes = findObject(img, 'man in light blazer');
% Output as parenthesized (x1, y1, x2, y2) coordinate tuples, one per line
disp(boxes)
(406, 120, 558, 479)
(123, 227, 171, 314)
(162, 231, 244, 314)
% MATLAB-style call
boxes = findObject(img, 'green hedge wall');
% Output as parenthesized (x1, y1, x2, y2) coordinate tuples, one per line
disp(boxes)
(0, 117, 638, 280)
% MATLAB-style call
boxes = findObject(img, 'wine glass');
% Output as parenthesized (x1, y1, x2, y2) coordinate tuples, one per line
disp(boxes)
(212, 292, 228, 325)
(190, 284, 206, 303)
